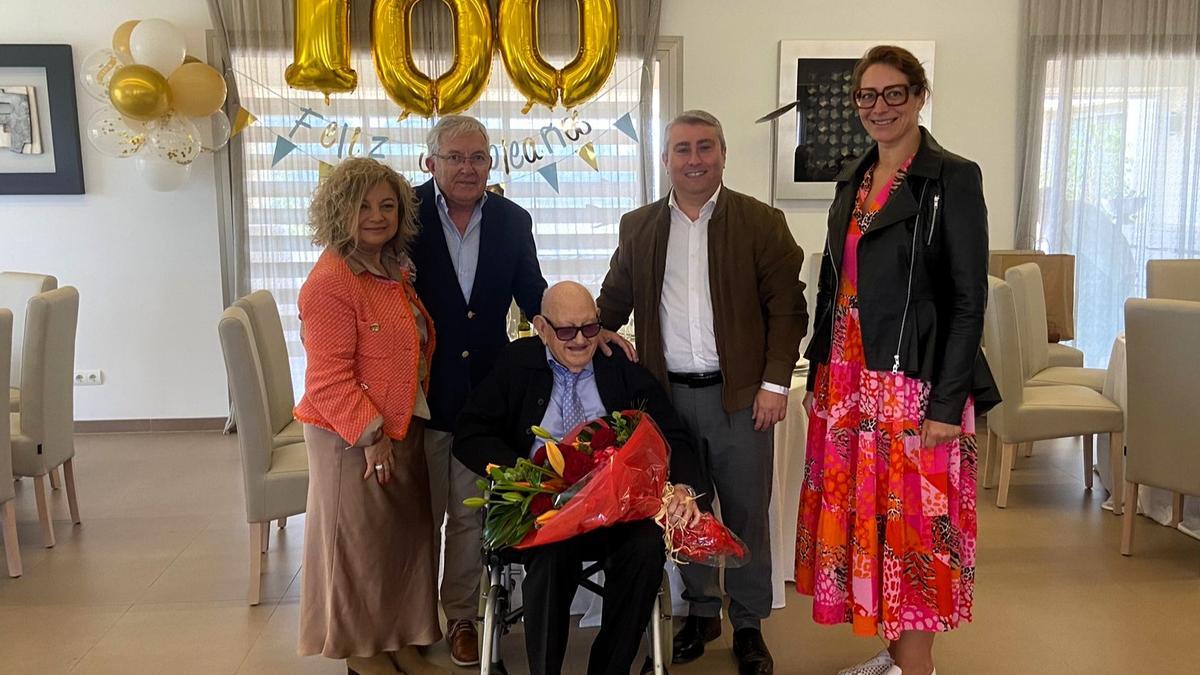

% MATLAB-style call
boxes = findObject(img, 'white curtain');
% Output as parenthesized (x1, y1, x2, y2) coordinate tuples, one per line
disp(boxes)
(208, 0, 662, 396)
(1017, 0, 1200, 366)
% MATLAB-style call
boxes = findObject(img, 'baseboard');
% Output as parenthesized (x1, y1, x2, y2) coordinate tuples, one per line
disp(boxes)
(74, 417, 227, 433)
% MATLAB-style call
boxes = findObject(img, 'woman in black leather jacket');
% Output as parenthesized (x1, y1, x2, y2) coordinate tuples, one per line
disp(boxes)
(794, 45, 999, 675)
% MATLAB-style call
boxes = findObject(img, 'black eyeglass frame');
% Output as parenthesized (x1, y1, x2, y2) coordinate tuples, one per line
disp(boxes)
(851, 84, 923, 110)
(542, 318, 603, 342)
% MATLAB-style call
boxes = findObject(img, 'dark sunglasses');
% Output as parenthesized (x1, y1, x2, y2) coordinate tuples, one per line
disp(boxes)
(852, 84, 922, 109)
(543, 318, 602, 342)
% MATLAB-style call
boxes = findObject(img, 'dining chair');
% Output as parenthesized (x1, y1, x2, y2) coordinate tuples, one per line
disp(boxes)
(1120, 298, 1200, 562)
(982, 278, 1124, 510)
(1146, 259, 1200, 303)
(218, 305, 308, 605)
(10, 287, 81, 547)
(0, 309, 22, 576)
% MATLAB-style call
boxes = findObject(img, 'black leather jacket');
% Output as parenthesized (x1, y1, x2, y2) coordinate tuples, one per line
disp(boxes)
(804, 128, 1000, 425)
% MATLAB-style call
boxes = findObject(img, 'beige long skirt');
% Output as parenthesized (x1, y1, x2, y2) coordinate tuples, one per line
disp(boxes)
(298, 420, 442, 658)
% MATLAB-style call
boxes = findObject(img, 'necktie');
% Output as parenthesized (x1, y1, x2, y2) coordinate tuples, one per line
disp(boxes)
(554, 367, 587, 433)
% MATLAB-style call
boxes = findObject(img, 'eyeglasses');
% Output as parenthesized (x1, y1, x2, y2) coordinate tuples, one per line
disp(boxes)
(852, 84, 922, 109)
(431, 152, 491, 168)
(543, 318, 602, 342)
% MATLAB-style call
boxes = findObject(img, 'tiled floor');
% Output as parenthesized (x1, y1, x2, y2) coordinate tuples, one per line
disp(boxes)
(2, 428, 1199, 674)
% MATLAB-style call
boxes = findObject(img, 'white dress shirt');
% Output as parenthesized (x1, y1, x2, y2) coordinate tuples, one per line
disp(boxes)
(659, 186, 789, 396)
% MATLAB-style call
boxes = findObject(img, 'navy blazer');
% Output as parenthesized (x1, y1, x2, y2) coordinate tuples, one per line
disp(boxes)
(411, 178, 547, 431)
(453, 337, 705, 499)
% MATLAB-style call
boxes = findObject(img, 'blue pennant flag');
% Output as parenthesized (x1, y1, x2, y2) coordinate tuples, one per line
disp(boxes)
(614, 112, 637, 142)
(272, 136, 298, 167)
(537, 163, 560, 192)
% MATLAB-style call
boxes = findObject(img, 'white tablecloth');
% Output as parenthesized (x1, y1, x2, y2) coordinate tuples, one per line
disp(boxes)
(1096, 334, 1200, 538)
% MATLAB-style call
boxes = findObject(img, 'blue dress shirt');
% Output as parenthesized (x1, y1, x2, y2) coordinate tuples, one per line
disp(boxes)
(433, 180, 488, 302)
(531, 348, 607, 456)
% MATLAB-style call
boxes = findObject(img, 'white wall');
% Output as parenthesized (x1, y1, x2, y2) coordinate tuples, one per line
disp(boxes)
(0, 0, 1021, 421)
(660, 0, 1022, 264)
(0, 1, 227, 421)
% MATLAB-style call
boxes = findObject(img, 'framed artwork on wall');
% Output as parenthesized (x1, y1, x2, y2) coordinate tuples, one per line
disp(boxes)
(0, 44, 85, 195)
(773, 40, 934, 201)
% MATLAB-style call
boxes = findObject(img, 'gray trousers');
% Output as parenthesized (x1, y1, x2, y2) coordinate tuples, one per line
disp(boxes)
(672, 383, 774, 631)
(424, 429, 484, 622)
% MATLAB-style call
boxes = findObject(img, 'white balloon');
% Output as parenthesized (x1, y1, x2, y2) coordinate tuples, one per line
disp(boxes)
(197, 110, 231, 152)
(86, 106, 146, 158)
(146, 113, 201, 164)
(135, 154, 192, 191)
(79, 48, 121, 103)
(129, 19, 186, 77)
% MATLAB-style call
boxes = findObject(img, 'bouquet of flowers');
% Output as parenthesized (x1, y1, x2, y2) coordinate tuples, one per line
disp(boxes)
(464, 410, 747, 567)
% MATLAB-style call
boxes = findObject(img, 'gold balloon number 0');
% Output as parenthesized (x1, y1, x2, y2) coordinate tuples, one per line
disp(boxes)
(286, 0, 619, 117)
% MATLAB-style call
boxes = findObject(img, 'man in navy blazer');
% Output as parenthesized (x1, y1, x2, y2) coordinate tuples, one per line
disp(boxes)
(410, 115, 547, 666)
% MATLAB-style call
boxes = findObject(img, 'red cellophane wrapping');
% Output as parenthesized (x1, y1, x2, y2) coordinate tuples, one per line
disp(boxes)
(515, 411, 668, 549)
(514, 411, 749, 568)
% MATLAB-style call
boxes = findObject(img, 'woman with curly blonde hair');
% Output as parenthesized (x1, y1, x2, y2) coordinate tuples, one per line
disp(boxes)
(294, 157, 447, 675)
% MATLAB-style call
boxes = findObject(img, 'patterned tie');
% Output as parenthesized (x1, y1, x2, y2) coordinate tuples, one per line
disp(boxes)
(552, 364, 587, 433)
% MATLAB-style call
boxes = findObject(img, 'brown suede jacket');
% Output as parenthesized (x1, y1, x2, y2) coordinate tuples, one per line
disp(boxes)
(597, 187, 808, 413)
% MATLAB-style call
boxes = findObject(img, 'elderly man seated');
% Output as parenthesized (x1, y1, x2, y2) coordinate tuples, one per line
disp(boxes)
(454, 281, 703, 675)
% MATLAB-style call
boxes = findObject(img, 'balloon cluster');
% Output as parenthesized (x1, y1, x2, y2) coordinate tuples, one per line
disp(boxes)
(80, 19, 230, 191)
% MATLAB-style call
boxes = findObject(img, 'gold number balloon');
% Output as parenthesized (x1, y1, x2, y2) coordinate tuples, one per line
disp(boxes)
(285, 0, 358, 100)
(497, 0, 558, 113)
(109, 64, 172, 122)
(371, 0, 492, 119)
(498, 0, 619, 111)
(559, 0, 618, 108)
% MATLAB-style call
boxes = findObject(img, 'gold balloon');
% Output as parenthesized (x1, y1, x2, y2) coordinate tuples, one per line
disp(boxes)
(560, 0, 619, 108)
(285, 0, 358, 99)
(372, 0, 492, 118)
(168, 62, 228, 118)
(497, 0, 559, 113)
(109, 64, 172, 122)
(499, 0, 619, 112)
(112, 19, 140, 64)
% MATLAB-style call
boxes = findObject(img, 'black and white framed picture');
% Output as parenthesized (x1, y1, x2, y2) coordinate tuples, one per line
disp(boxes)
(774, 40, 934, 201)
(0, 44, 85, 195)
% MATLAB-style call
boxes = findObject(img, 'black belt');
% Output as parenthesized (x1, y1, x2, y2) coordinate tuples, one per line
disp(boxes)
(667, 371, 723, 388)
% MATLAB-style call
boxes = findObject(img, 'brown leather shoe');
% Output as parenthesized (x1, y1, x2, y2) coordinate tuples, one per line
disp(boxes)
(447, 619, 480, 667)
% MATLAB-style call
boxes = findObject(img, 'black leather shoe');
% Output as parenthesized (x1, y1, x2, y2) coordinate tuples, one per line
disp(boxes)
(732, 627, 773, 675)
(671, 615, 722, 664)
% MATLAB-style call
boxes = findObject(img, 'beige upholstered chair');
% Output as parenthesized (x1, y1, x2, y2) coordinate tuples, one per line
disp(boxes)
(10, 287, 81, 547)
(0, 310, 21, 576)
(0, 272, 58, 414)
(232, 291, 303, 449)
(218, 305, 308, 605)
(1120, 298, 1200, 559)
(1146, 259, 1200, 302)
(1006, 264, 1104, 391)
(982, 278, 1124, 509)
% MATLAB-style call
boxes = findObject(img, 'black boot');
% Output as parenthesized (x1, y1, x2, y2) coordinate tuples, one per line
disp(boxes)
(671, 615, 722, 664)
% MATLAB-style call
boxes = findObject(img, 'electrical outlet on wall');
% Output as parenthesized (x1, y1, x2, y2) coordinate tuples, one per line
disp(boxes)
(73, 369, 103, 386)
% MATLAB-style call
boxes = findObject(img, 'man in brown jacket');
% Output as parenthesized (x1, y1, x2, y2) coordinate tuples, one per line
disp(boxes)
(596, 110, 806, 675)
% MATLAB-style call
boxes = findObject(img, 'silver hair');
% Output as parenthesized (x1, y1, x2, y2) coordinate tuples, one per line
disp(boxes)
(663, 109, 726, 154)
(427, 115, 490, 156)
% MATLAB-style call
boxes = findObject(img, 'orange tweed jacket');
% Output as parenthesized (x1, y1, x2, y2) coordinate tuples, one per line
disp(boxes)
(294, 248, 436, 444)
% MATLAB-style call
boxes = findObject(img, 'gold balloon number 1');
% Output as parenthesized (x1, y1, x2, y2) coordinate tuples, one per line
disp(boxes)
(286, 0, 619, 117)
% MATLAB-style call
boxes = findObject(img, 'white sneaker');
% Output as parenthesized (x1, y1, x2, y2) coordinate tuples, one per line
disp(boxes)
(836, 650, 895, 675)
(882, 667, 937, 675)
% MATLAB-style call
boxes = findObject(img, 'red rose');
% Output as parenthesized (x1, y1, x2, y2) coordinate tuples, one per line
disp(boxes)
(532, 445, 548, 466)
(589, 425, 617, 451)
(561, 446, 594, 485)
(529, 493, 554, 516)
